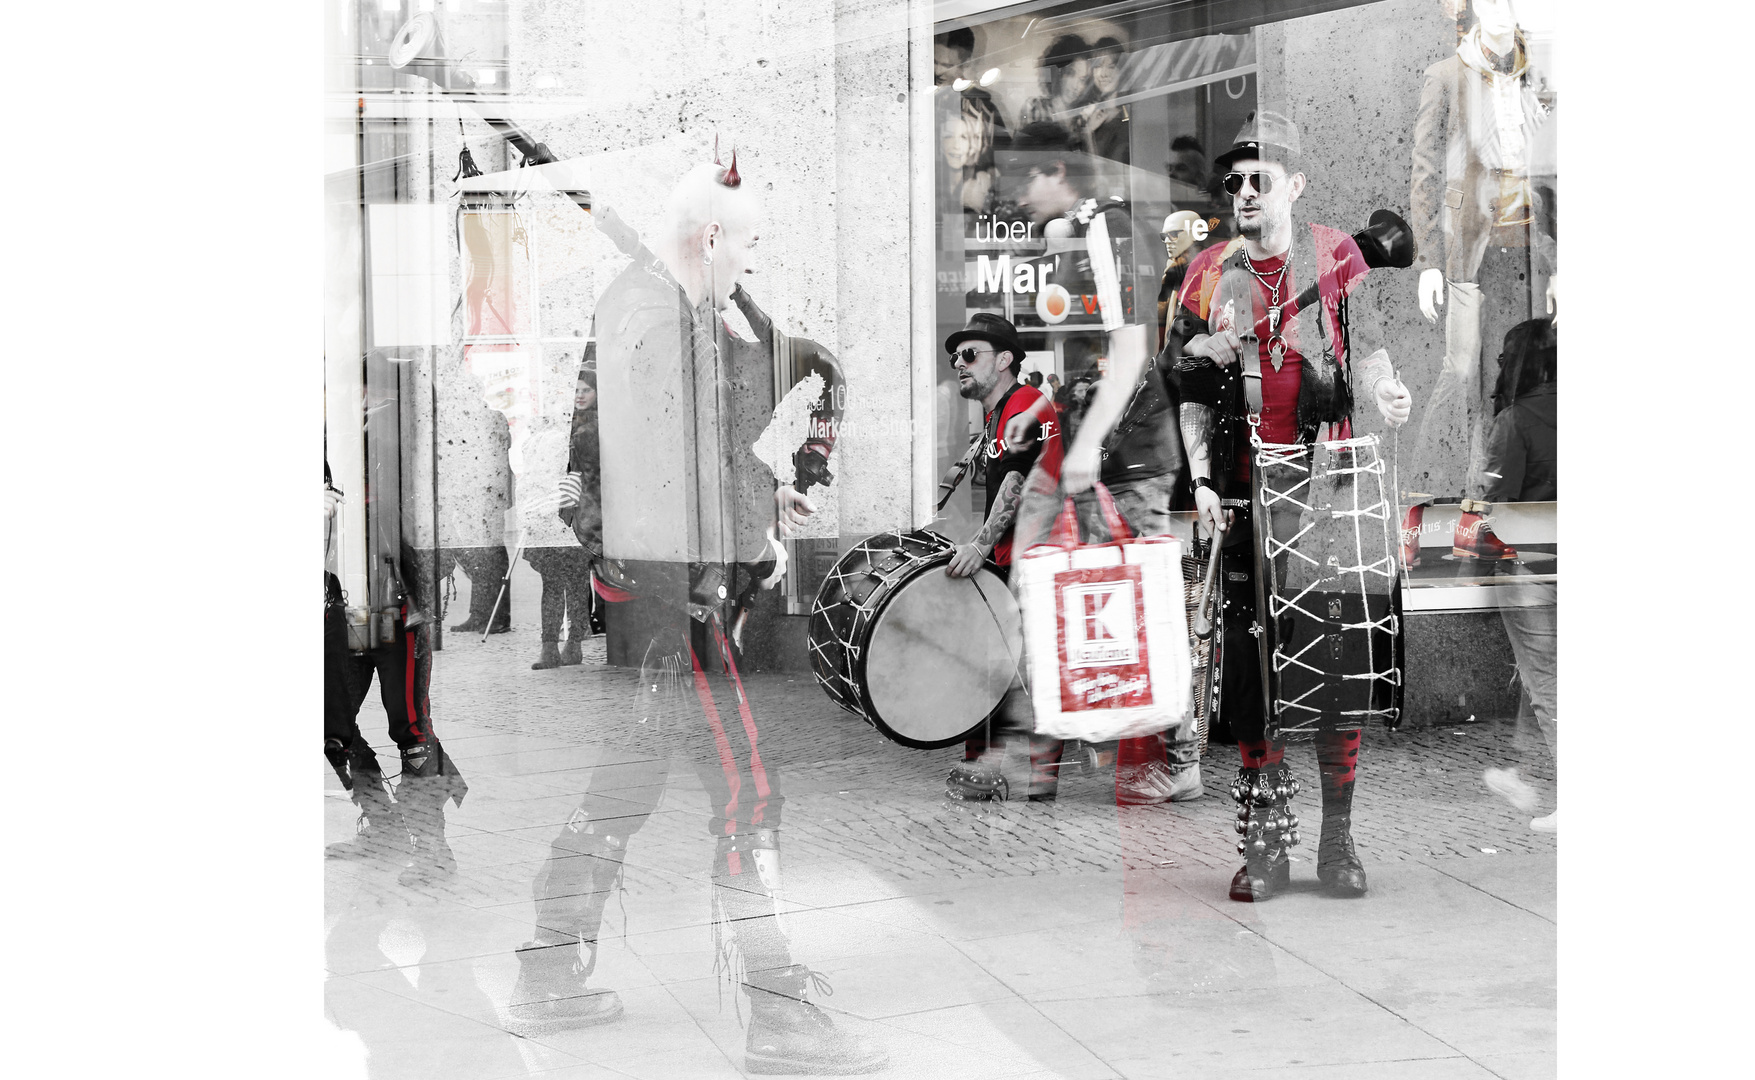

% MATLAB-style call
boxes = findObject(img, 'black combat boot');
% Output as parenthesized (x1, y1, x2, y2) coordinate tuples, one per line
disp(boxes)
(1229, 762, 1300, 902)
(1316, 778, 1368, 897)
(507, 940, 624, 1027)
(513, 812, 631, 1025)
(744, 965, 889, 1076)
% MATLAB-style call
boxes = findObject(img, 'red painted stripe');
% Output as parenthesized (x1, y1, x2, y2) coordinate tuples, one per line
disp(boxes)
(690, 644, 743, 835)
(403, 610, 426, 744)
(593, 578, 633, 602)
(714, 625, 771, 824)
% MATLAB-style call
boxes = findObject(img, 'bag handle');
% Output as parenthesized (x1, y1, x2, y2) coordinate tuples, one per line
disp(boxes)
(1044, 482, 1132, 549)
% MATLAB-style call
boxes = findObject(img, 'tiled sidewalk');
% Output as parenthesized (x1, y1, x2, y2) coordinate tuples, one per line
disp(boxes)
(325, 627, 1555, 1079)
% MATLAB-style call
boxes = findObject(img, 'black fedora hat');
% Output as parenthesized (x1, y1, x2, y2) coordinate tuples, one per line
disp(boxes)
(945, 312, 1026, 365)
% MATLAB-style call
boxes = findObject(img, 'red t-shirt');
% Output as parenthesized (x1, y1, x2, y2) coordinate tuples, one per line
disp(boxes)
(1177, 229, 1369, 462)
(984, 383, 1063, 566)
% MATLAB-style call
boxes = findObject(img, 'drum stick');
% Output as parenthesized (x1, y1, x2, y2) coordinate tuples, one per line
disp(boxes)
(1191, 519, 1228, 640)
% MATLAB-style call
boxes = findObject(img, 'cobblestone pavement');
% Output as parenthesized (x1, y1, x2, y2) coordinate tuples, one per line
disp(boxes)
(326, 623, 1556, 1080)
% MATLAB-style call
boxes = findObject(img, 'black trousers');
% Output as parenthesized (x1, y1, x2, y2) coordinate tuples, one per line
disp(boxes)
(530, 604, 787, 948)
(324, 575, 440, 784)
(1215, 510, 1273, 746)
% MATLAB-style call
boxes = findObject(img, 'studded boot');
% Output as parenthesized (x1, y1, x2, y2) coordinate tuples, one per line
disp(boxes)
(1229, 762, 1300, 902)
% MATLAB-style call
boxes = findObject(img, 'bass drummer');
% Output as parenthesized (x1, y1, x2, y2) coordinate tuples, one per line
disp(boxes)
(942, 312, 1063, 802)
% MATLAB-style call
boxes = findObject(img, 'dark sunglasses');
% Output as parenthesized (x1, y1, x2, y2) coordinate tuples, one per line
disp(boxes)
(1222, 171, 1279, 196)
(950, 345, 995, 367)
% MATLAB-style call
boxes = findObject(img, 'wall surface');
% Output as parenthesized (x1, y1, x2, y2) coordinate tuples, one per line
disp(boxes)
(1256, 0, 1455, 460)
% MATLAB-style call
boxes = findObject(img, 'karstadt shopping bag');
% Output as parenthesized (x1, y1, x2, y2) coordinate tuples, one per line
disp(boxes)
(1016, 485, 1193, 742)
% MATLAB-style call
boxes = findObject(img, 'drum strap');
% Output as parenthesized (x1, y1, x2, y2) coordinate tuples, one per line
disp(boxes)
(936, 432, 983, 512)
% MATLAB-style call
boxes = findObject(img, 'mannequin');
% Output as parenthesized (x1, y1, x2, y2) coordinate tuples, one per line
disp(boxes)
(1404, 0, 1555, 563)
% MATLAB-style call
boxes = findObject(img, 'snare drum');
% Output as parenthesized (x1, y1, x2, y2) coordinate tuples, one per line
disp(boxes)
(808, 530, 1022, 749)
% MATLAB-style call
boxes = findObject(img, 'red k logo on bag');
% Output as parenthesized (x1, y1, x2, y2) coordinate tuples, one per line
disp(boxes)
(1054, 565, 1153, 712)
(1067, 582, 1139, 667)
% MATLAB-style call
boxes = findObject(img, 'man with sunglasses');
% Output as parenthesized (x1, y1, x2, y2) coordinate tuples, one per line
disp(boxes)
(941, 313, 1065, 801)
(1170, 111, 1411, 902)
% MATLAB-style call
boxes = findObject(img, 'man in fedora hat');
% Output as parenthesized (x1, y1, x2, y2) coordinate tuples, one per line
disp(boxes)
(941, 312, 1064, 801)
(1170, 110, 1413, 902)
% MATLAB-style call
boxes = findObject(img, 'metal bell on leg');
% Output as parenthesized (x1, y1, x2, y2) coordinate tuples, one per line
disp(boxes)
(1229, 763, 1300, 902)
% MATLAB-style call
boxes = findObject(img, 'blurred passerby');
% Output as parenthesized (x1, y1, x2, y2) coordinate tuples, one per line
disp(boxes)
(324, 464, 468, 885)
(1478, 317, 1557, 832)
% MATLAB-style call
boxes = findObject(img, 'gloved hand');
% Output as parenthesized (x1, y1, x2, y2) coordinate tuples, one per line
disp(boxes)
(1373, 376, 1412, 428)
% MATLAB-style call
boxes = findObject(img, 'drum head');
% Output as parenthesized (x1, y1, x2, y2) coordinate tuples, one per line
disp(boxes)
(864, 567, 1020, 749)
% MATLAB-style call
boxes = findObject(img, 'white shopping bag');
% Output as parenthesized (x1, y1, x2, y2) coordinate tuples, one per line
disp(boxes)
(1015, 486, 1193, 742)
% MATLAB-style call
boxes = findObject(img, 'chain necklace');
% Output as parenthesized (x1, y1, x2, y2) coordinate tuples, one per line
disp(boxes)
(1239, 249, 1292, 371)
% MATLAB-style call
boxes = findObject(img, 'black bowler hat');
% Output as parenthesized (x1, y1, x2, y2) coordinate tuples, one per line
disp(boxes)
(945, 312, 1026, 365)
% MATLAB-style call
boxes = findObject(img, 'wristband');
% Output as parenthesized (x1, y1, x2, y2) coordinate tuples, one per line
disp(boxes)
(1194, 476, 1219, 493)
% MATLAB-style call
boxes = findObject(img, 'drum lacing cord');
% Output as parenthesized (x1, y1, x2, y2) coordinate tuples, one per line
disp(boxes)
(1259, 436, 1401, 727)
(808, 530, 954, 717)
(805, 531, 914, 712)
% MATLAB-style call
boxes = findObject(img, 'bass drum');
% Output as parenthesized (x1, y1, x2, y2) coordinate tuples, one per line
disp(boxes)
(808, 530, 1021, 749)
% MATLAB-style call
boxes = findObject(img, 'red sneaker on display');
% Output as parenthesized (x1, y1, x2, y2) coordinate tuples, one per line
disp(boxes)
(1452, 500, 1518, 561)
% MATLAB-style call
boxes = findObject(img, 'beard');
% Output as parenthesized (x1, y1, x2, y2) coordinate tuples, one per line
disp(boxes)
(1236, 201, 1263, 238)
(956, 372, 996, 401)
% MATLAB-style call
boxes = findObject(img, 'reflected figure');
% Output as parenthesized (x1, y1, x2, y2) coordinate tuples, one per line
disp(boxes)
(1477, 317, 1557, 832)
(993, 122, 1197, 806)
(1405, 0, 1555, 559)
(936, 28, 1010, 218)
(1082, 37, 1130, 166)
(1020, 33, 1093, 142)
(530, 366, 605, 669)
(509, 155, 885, 1075)
(324, 464, 468, 886)
(1165, 135, 1210, 196)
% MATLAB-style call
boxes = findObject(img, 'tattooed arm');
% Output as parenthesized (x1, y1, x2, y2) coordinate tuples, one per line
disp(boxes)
(1180, 401, 1231, 538)
(947, 471, 1025, 578)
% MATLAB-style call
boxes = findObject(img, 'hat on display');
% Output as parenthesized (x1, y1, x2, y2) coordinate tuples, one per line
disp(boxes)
(1214, 110, 1304, 172)
(945, 312, 1027, 365)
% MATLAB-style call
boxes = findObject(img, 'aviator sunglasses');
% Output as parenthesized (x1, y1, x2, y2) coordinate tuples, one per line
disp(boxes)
(1222, 170, 1281, 196)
